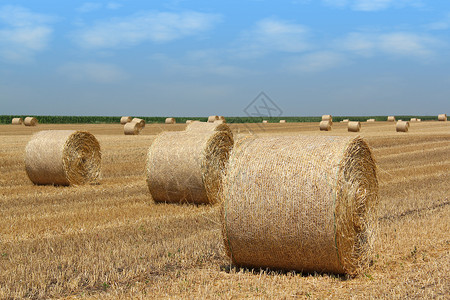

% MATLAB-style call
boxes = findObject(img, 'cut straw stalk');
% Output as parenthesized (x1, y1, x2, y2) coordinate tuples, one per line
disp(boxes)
(221, 135, 378, 275)
(25, 130, 101, 186)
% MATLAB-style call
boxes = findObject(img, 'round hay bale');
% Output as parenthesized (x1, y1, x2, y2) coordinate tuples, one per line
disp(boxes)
(417, 119, 421, 122)
(120, 116, 132, 124)
(387, 116, 395, 122)
(221, 135, 378, 275)
(348, 121, 361, 132)
(342, 119, 349, 123)
(131, 118, 145, 128)
(186, 120, 193, 124)
(262, 120, 268, 123)
(124, 122, 141, 135)
(11, 118, 23, 125)
(147, 130, 233, 204)
(165, 117, 176, 124)
(186, 121, 233, 138)
(279, 120, 286, 123)
(396, 121, 409, 132)
(25, 130, 101, 186)
(410, 118, 417, 122)
(438, 114, 447, 121)
(322, 115, 333, 124)
(320, 120, 331, 131)
(219, 116, 226, 123)
(366, 119, 375, 122)
(24, 117, 38, 126)
(208, 115, 219, 123)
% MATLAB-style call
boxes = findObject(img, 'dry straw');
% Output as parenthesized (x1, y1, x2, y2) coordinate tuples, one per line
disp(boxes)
(366, 119, 375, 122)
(186, 120, 193, 124)
(342, 119, 349, 123)
(387, 116, 396, 122)
(185, 121, 233, 138)
(320, 120, 331, 131)
(410, 118, 417, 122)
(165, 117, 176, 124)
(280, 120, 286, 123)
(132, 118, 145, 128)
(262, 120, 268, 123)
(11, 118, 23, 125)
(25, 130, 101, 186)
(438, 114, 447, 121)
(417, 119, 422, 122)
(396, 121, 409, 132)
(221, 135, 378, 275)
(219, 116, 226, 123)
(120, 116, 132, 124)
(147, 130, 233, 204)
(322, 114, 333, 124)
(24, 117, 38, 126)
(208, 115, 219, 123)
(124, 122, 141, 135)
(348, 121, 361, 132)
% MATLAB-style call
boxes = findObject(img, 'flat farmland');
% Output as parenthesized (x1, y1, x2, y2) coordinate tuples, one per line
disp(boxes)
(0, 121, 449, 299)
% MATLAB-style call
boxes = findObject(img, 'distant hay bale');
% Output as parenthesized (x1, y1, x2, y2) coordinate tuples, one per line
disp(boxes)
(208, 115, 219, 123)
(348, 121, 361, 132)
(342, 119, 349, 123)
(322, 115, 333, 124)
(410, 118, 417, 122)
(146, 130, 233, 204)
(438, 114, 447, 121)
(11, 118, 23, 125)
(25, 130, 101, 186)
(320, 120, 331, 131)
(131, 118, 145, 128)
(396, 121, 409, 132)
(120, 116, 132, 124)
(279, 120, 286, 123)
(366, 119, 375, 122)
(186, 120, 193, 124)
(165, 117, 176, 124)
(185, 121, 233, 139)
(262, 120, 268, 123)
(387, 116, 396, 122)
(221, 135, 378, 275)
(24, 117, 38, 126)
(417, 119, 421, 122)
(219, 116, 226, 123)
(124, 122, 141, 135)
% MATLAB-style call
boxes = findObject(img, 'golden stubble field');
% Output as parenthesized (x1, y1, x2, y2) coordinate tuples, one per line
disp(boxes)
(0, 121, 449, 299)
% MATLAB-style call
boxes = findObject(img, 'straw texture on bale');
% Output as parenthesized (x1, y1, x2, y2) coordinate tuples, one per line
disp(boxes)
(322, 115, 333, 124)
(320, 120, 331, 131)
(165, 117, 176, 124)
(120, 116, 132, 124)
(147, 130, 233, 204)
(131, 118, 145, 128)
(221, 135, 378, 275)
(25, 130, 101, 186)
(185, 121, 233, 138)
(124, 122, 141, 135)
(387, 116, 396, 122)
(438, 114, 447, 121)
(396, 121, 409, 132)
(280, 120, 286, 123)
(11, 118, 23, 125)
(348, 121, 361, 132)
(208, 115, 219, 123)
(24, 117, 38, 126)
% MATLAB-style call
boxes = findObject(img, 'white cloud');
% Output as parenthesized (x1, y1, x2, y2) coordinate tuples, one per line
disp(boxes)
(72, 11, 221, 49)
(236, 18, 311, 58)
(59, 62, 128, 83)
(322, 0, 423, 11)
(77, 2, 122, 13)
(284, 51, 346, 73)
(106, 3, 122, 10)
(0, 5, 55, 63)
(426, 13, 450, 30)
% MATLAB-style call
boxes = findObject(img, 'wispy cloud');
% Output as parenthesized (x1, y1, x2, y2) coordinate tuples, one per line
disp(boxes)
(322, 0, 423, 11)
(235, 18, 311, 58)
(0, 5, 55, 63)
(426, 13, 450, 30)
(77, 2, 122, 13)
(58, 62, 128, 83)
(72, 11, 221, 49)
(284, 51, 346, 73)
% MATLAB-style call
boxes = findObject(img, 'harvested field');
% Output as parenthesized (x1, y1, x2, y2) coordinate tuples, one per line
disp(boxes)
(0, 121, 448, 299)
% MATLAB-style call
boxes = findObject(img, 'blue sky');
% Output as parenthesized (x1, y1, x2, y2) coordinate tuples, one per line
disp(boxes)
(1, 0, 449, 117)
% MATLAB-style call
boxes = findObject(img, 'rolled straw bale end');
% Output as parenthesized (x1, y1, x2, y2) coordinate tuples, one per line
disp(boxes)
(131, 118, 145, 128)
(438, 114, 447, 121)
(25, 130, 101, 186)
(279, 120, 286, 123)
(348, 121, 361, 132)
(12, 118, 23, 125)
(165, 117, 176, 124)
(319, 120, 331, 131)
(396, 121, 409, 132)
(387, 116, 396, 122)
(24, 117, 38, 126)
(120, 116, 132, 124)
(124, 122, 141, 135)
(208, 115, 219, 123)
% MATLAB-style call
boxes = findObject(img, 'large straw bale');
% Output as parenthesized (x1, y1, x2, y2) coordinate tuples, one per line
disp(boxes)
(387, 116, 395, 122)
(165, 117, 176, 124)
(120, 116, 132, 124)
(132, 118, 145, 128)
(221, 135, 378, 275)
(396, 121, 409, 132)
(186, 121, 233, 138)
(322, 115, 333, 124)
(146, 130, 233, 204)
(25, 130, 101, 186)
(11, 118, 23, 125)
(208, 115, 219, 123)
(279, 120, 286, 123)
(24, 117, 38, 126)
(438, 114, 447, 121)
(219, 116, 226, 123)
(124, 122, 141, 135)
(320, 120, 331, 131)
(348, 121, 361, 132)
(410, 118, 417, 122)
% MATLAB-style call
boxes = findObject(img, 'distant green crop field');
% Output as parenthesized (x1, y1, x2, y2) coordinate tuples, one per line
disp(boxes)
(0, 115, 439, 124)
